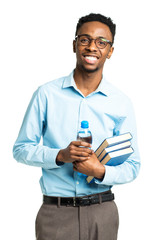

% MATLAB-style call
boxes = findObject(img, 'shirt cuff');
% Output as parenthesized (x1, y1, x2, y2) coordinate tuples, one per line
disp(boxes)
(94, 165, 115, 185)
(44, 148, 63, 169)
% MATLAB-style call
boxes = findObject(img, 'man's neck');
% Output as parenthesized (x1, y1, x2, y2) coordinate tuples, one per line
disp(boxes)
(74, 68, 103, 97)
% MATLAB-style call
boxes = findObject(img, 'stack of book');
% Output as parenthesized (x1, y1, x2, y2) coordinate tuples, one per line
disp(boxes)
(86, 132, 134, 183)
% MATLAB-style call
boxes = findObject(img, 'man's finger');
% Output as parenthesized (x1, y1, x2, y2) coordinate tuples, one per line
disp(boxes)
(71, 155, 90, 161)
(71, 141, 92, 148)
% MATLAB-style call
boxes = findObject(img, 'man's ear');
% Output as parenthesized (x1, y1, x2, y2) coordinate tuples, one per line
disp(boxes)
(107, 46, 114, 59)
(73, 40, 76, 53)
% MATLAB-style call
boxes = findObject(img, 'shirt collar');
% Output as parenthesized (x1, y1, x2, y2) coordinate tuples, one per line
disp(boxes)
(95, 75, 111, 96)
(62, 71, 77, 89)
(62, 70, 111, 97)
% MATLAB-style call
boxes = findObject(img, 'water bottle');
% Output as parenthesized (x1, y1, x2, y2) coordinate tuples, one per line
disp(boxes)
(77, 121, 92, 177)
(77, 120, 92, 144)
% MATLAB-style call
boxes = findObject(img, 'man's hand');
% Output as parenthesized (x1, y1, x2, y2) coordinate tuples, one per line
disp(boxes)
(56, 141, 94, 164)
(73, 153, 105, 179)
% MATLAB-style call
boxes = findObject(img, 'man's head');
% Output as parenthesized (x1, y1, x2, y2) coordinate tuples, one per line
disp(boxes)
(75, 13, 116, 45)
(73, 13, 116, 74)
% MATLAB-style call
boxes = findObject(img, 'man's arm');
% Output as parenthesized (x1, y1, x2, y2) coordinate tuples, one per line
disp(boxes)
(13, 87, 93, 169)
(13, 87, 61, 169)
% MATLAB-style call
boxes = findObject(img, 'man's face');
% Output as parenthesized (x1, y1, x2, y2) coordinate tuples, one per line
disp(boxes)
(73, 21, 114, 73)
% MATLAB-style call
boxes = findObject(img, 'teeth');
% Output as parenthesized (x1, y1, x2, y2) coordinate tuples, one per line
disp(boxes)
(85, 56, 97, 60)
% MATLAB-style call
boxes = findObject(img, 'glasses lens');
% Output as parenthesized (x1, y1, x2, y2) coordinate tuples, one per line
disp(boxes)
(78, 36, 90, 46)
(96, 38, 107, 49)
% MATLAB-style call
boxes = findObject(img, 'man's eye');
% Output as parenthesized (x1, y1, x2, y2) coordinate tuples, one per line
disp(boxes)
(97, 40, 106, 46)
(80, 38, 89, 43)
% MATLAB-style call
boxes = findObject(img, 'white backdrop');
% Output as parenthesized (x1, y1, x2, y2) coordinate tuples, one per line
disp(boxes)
(0, 0, 165, 239)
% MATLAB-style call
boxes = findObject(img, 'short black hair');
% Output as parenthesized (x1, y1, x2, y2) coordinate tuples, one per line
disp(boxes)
(75, 13, 116, 45)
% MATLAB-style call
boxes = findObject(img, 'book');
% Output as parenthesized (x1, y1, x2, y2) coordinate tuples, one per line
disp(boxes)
(100, 147, 134, 166)
(98, 140, 131, 161)
(86, 147, 134, 183)
(95, 132, 132, 157)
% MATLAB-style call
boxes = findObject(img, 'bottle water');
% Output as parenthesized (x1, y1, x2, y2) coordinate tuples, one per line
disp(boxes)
(77, 120, 92, 144)
(77, 121, 92, 177)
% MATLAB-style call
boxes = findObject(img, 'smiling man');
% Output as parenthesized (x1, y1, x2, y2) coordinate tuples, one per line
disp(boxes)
(74, 21, 113, 74)
(13, 13, 140, 240)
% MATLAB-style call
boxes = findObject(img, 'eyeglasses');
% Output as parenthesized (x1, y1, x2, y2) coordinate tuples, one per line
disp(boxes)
(75, 34, 112, 49)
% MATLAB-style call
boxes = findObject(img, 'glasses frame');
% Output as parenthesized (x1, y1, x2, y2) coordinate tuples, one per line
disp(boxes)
(75, 34, 112, 49)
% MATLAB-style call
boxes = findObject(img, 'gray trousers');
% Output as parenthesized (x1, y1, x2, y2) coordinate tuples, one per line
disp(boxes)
(35, 200, 119, 240)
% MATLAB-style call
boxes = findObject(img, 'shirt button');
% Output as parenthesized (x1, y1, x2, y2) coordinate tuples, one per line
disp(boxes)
(76, 181, 79, 185)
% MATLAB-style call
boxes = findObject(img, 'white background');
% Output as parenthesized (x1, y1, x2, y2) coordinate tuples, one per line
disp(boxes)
(0, 0, 165, 239)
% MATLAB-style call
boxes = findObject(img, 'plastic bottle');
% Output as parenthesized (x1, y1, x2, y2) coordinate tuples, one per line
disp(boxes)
(77, 120, 92, 144)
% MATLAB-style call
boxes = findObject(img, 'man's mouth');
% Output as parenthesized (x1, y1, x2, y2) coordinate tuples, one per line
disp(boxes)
(83, 55, 99, 64)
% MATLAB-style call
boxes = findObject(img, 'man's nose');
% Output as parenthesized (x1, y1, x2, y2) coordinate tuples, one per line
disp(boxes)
(86, 39, 98, 51)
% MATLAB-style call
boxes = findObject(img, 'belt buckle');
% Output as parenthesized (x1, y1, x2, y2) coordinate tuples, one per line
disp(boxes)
(86, 196, 92, 205)
(73, 196, 93, 207)
(81, 196, 92, 206)
(73, 197, 91, 207)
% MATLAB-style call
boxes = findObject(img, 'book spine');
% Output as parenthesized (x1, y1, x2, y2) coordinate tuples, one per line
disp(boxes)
(86, 175, 94, 183)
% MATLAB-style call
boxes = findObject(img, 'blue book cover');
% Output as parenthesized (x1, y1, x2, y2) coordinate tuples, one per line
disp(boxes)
(100, 147, 134, 166)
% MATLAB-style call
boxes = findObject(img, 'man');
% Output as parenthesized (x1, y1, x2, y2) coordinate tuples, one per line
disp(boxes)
(13, 13, 140, 240)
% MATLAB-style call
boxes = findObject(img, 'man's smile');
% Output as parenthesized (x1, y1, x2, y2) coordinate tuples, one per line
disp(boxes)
(83, 54, 99, 64)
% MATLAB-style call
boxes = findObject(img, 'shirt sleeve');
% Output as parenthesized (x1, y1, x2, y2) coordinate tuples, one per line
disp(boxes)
(13, 87, 61, 169)
(94, 98, 141, 186)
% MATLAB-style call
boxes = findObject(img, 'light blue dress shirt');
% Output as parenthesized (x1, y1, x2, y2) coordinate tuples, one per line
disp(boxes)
(13, 71, 140, 197)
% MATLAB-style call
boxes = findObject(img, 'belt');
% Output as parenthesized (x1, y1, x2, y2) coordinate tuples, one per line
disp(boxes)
(43, 190, 114, 207)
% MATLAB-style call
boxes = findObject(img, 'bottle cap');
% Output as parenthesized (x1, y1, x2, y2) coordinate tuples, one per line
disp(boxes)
(81, 120, 89, 128)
